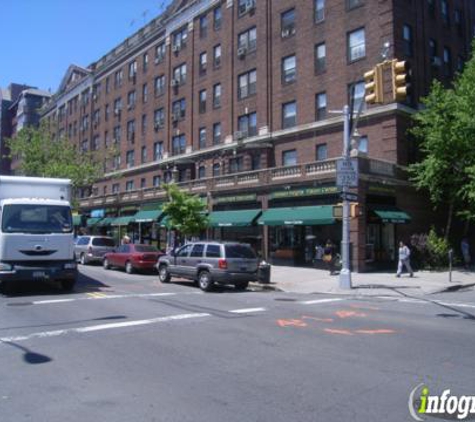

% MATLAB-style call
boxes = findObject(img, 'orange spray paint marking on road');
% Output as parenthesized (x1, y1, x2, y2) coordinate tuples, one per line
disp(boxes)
(335, 310, 367, 319)
(354, 329, 396, 335)
(324, 328, 354, 336)
(276, 319, 308, 328)
(302, 316, 334, 323)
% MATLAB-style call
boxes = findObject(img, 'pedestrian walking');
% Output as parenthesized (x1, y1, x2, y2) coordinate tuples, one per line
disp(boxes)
(121, 235, 131, 245)
(461, 238, 471, 270)
(396, 240, 413, 277)
(323, 240, 336, 275)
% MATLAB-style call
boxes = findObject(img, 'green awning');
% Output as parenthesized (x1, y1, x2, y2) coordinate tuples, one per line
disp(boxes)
(72, 215, 82, 226)
(159, 216, 170, 228)
(258, 205, 335, 226)
(111, 216, 135, 226)
(373, 208, 411, 224)
(208, 209, 262, 227)
(86, 217, 102, 227)
(133, 209, 164, 223)
(96, 217, 115, 227)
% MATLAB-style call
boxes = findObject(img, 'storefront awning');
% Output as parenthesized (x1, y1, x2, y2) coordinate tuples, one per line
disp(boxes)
(373, 208, 411, 224)
(72, 215, 82, 226)
(133, 209, 164, 223)
(86, 217, 102, 227)
(96, 217, 115, 227)
(208, 209, 262, 227)
(258, 205, 335, 226)
(110, 216, 135, 226)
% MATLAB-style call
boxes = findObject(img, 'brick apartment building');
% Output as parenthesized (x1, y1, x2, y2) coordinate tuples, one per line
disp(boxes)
(40, 0, 475, 271)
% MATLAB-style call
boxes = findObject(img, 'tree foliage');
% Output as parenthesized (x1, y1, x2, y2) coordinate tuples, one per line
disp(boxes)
(409, 41, 475, 238)
(162, 183, 208, 238)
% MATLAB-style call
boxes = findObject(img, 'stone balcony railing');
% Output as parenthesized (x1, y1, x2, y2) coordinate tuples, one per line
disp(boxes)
(78, 156, 403, 208)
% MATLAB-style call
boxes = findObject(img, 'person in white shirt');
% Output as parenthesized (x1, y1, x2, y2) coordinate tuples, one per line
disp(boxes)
(396, 240, 413, 277)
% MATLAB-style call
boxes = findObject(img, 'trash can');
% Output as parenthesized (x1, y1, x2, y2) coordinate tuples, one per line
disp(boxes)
(258, 261, 271, 284)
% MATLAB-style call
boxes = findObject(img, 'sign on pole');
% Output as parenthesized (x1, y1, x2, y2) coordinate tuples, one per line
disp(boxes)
(336, 158, 359, 188)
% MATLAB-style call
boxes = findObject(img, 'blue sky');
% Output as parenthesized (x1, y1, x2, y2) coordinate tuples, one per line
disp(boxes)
(1, 0, 172, 92)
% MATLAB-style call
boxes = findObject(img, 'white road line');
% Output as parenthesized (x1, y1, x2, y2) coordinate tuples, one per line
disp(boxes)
(229, 307, 266, 314)
(299, 298, 345, 305)
(0, 313, 210, 343)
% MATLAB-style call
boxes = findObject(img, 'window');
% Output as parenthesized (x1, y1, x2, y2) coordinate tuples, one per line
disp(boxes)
(213, 123, 222, 145)
(127, 120, 135, 142)
(113, 125, 121, 143)
(315, 43, 326, 73)
(212, 163, 221, 177)
(141, 146, 147, 163)
(238, 112, 257, 137)
(213, 45, 222, 68)
(126, 150, 135, 168)
(281, 9, 295, 36)
(454, 10, 463, 35)
(282, 101, 297, 129)
(443, 47, 452, 76)
(191, 244, 205, 257)
(282, 150, 297, 166)
(172, 134, 186, 155)
(198, 166, 206, 179)
(172, 98, 186, 120)
(238, 0, 256, 16)
(114, 98, 123, 117)
(127, 90, 136, 110)
(214, 6, 222, 30)
(229, 157, 243, 174)
(238, 27, 257, 53)
(128, 60, 137, 80)
(153, 175, 161, 187)
(155, 43, 165, 64)
(126, 180, 134, 191)
(199, 52, 207, 74)
(315, 0, 325, 22)
(173, 63, 187, 85)
(199, 127, 207, 149)
(251, 153, 261, 170)
(142, 84, 148, 103)
(154, 75, 165, 96)
(140, 178, 146, 189)
(112, 183, 120, 194)
(429, 39, 437, 60)
(358, 135, 368, 153)
(441, 0, 449, 25)
(91, 135, 99, 151)
(238, 69, 257, 99)
(206, 244, 221, 258)
(113, 154, 121, 170)
(141, 114, 147, 135)
(199, 15, 208, 38)
(154, 142, 163, 160)
(213, 83, 222, 108)
(348, 28, 366, 62)
(347, 0, 363, 9)
(114, 69, 123, 88)
(349, 81, 365, 112)
(172, 26, 188, 50)
(403, 24, 413, 57)
(282, 55, 296, 84)
(143, 53, 149, 73)
(154, 108, 165, 129)
(428, 0, 435, 17)
(199, 90, 207, 114)
(316, 143, 328, 161)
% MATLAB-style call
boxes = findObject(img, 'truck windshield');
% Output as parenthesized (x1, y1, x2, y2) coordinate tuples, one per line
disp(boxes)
(2, 204, 73, 234)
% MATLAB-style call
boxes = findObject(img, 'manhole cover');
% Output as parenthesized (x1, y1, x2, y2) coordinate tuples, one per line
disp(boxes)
(7, 302, 33, 306)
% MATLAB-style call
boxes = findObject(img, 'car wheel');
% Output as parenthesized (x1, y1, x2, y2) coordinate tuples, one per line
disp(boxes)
(158, 265, 171, 283)
(198, 270, 213, 292)
(103, 258, 110, 270)
(80, 253, 87, 265)
(125, 261, 134, 274)
(235, 281, 249, 291)
(61, 279, 76, 292)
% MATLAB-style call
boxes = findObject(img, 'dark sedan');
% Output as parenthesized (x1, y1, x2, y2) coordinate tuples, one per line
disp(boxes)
(103, 244, 164, 274)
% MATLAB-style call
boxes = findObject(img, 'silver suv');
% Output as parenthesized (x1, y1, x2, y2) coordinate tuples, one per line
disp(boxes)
(74, 236, 116, 265)
(157, 242, 258, 291)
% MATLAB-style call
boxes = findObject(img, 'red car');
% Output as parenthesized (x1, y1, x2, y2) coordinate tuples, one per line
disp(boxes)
(103, 244, 164, 274)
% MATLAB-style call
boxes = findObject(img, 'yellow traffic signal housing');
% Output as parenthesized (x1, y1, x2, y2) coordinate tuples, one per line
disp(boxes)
(364, 65, 383, 104)
(333, 204, 343, 219)
(392, 60, 411, 102)
(333, 203, 359, 219)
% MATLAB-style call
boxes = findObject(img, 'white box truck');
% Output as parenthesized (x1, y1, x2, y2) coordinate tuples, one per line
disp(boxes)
(0, 176, 77, 291)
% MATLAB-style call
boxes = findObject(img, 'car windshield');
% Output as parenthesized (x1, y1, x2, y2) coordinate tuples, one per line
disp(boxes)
(135, 245, 159, 252)
(92, 238, 115, 247)
(225, 244, 256, 259)
(2, 204, 73, 234)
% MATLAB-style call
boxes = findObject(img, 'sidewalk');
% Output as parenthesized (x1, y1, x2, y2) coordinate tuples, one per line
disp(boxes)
(255, 266, 475, 297)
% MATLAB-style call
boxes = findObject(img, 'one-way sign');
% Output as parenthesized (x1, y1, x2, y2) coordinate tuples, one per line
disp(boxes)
(336, 158, 359, 187)
(340, 191, 358, 202)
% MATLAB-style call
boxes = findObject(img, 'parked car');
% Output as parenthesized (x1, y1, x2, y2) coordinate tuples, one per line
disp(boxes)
(157, 242, 259, 291)
(74, 236, 116, 265)
(103, 244, 164, 274)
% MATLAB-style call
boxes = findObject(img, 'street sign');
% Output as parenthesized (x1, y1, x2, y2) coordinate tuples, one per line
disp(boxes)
(336, 158, 359, 187)
(340, 191, 358, 202)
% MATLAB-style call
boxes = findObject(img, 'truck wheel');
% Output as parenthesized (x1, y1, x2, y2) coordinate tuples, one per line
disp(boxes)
(125, 261, 134, 274)
(61, 279, 76, 292)
(235, 281, 249, 291)
(103, 258, 110, 270)
(80, 253, 87, 265)
(198, 270, 213, 292)
(158, 265, 171, 283)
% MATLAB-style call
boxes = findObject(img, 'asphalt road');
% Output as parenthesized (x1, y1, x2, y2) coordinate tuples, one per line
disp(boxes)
(0, 265, 474, 422)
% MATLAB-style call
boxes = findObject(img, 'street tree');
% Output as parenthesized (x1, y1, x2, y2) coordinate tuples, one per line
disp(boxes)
(162, 183, 208, 244)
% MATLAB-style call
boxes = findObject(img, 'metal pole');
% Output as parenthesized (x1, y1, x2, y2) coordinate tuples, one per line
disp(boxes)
(339, 105, 352, 289)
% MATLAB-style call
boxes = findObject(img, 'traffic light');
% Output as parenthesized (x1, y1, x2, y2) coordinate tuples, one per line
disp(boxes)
(391, 60, 411, 102)
(364, 65, 383, 104)
(350, 203, 360, 218)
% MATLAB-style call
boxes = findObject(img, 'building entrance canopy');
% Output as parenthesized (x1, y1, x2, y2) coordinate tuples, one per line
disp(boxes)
(258, 205, 335, 226)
